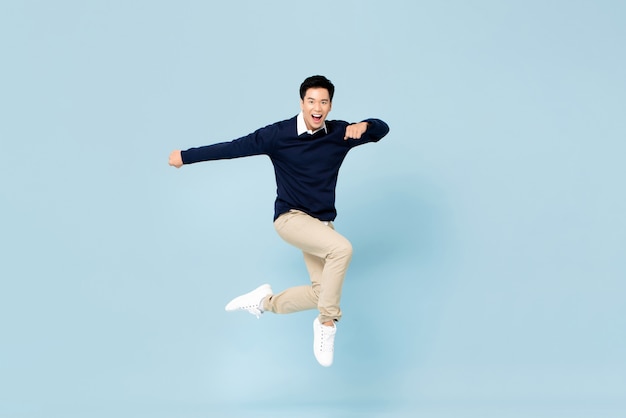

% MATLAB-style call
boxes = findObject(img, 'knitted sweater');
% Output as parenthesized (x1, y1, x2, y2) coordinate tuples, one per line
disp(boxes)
(181, 116, 390, 221)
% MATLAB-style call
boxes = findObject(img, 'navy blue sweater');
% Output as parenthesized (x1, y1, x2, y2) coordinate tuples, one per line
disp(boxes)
(181, 116, 390, 221)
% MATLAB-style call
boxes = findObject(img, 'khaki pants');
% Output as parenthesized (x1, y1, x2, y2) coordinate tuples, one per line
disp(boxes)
(264, 209, 353, 323)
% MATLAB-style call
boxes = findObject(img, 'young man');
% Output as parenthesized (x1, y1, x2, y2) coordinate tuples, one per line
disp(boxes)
(168, 75, 389, 367)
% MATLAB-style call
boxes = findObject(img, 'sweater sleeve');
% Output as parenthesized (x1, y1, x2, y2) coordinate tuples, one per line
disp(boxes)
(362, 118, 390, 142)
(342, 118, 390, 149)
(181, 125, 275, 165)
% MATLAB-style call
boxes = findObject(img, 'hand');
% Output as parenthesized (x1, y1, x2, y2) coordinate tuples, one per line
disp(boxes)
(169, 150, 183, 168)
(344, 122, 369, 140)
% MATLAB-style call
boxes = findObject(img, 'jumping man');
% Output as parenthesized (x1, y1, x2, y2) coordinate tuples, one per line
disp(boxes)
(168, 75, 390, 366)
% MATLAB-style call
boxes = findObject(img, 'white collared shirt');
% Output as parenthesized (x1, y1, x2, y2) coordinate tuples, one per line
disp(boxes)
(297, 111, 327, 136)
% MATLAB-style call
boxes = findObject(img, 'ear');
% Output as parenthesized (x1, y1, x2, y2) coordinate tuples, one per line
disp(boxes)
(300, 99, 305, 111)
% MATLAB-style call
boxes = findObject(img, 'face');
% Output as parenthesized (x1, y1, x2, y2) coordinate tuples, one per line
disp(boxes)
(300, 87, 332, 131)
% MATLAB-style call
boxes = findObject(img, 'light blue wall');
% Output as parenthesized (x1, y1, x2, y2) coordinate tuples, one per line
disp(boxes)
(1, 1, 624, 417)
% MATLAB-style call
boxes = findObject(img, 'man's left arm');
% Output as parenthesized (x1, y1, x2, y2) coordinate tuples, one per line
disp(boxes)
(343, 119, 390, 142)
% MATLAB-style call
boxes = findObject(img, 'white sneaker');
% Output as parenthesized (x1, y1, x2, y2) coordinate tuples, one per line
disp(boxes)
(313, 317, 336, 367)
(224, 284, 273, 319)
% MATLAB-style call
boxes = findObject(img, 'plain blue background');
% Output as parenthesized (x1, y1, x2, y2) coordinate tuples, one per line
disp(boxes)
(1, 1, 625, 417)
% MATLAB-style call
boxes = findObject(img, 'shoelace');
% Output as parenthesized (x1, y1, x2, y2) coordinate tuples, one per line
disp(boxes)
(319, 327, 336, 352)
(242, 305, 263, 319)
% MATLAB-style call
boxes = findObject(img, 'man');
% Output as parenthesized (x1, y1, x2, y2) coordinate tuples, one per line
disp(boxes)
(169, 75, 389, 366)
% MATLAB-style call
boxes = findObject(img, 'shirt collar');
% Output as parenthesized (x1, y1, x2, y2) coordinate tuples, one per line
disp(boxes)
(297, 111, 327, 136)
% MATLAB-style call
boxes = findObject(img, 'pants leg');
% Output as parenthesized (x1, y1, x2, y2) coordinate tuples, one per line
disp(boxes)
(264, 210, 353, 323)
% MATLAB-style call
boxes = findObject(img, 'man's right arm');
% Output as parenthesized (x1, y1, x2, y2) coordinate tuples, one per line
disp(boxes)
(168, 124, 276, 168)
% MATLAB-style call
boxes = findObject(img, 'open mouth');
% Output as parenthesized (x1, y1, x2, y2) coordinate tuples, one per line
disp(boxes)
(312, 114, 322, 124)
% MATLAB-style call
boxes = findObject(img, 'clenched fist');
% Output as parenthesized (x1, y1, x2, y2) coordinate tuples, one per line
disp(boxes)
(343, 122, 369, 140)
(169, 150, 183, 168)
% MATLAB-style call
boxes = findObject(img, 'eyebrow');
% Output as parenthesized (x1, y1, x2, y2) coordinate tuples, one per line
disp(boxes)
(306, 97, 330, 102)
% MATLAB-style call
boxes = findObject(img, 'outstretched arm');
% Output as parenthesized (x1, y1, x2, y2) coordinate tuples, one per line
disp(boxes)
(171, 123, 276, 167)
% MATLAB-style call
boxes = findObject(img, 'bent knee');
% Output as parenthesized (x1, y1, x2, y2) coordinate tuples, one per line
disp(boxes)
(330, 240, 353, 259)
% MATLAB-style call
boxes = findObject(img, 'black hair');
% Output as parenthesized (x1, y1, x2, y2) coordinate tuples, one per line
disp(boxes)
(299, 75, 335, 101)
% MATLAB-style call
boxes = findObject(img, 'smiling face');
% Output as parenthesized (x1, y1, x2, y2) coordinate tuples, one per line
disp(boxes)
(300, 87, 332, 131)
